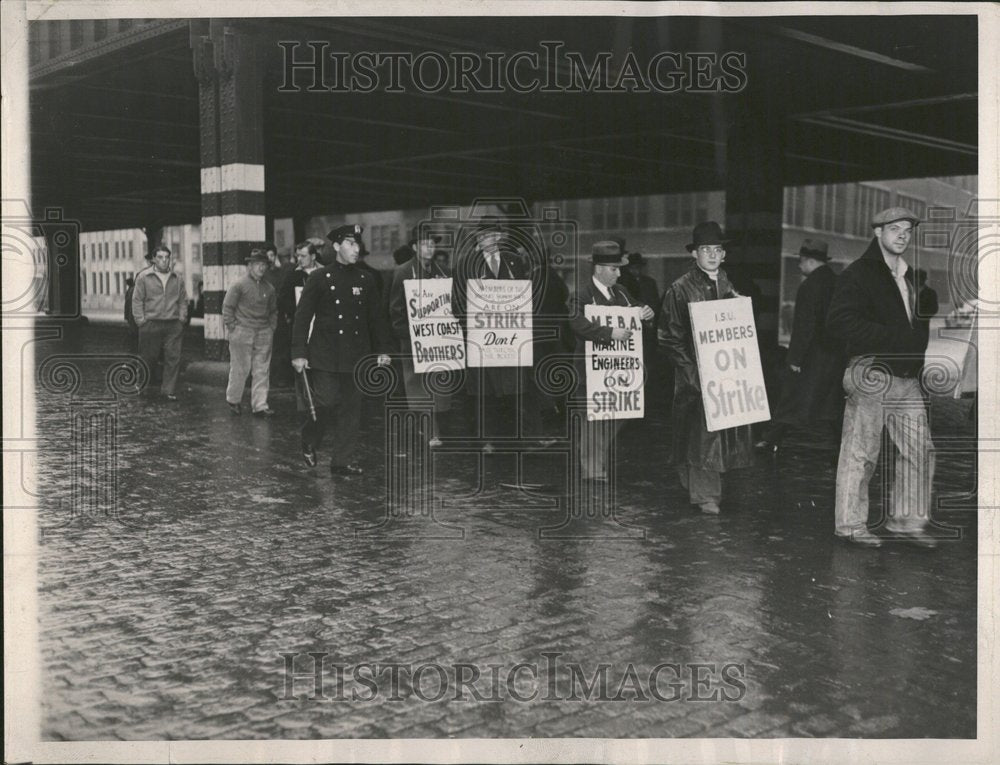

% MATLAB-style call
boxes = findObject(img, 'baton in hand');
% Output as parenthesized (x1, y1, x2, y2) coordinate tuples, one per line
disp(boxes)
(299, 367, 317, 422)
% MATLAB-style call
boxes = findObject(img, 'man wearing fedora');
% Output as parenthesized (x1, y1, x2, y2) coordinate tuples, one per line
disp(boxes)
(222, 248, 279, 416)
(826, 207, 936, 548)
(756, 238, 844, 452)
(658, 221, 754, 515)
(389, 224, 453, 448)
(450, 217, 533, 453)
(292, 224, 393, 476)
(569, 241, 655, 481)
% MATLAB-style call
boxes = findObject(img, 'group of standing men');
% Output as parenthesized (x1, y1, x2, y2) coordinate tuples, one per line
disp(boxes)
(130, 204, 940, 548)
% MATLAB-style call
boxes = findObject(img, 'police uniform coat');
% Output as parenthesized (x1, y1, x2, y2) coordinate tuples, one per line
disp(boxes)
(658, 266, 754, 472)
(774, 263, 844, 425)
(291, 260, 393, 373)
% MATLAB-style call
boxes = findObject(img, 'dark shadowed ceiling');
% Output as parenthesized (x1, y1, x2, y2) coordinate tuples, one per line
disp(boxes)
(29, 14, 978, 231)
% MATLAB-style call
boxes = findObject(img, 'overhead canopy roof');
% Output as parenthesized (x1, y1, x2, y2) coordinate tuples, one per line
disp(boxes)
(29, 14, 978, 232)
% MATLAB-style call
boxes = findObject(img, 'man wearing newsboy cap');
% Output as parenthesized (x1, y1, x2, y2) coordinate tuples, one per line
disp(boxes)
(826, 206, 936, 548)
(568, 240, 654, 482)
(291, 224, 393, 477)
(222, 248, 278, 416)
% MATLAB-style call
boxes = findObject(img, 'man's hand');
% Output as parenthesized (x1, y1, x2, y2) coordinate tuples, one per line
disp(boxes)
(377, 354, 391, 367)
(790, 364, 802, 373)
(610, 328, 633, 341)
(292, 358, 309, 374)
(638, 305, 655, 322)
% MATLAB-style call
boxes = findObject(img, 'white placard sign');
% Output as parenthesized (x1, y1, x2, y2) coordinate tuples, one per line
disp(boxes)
(689, 296, 770, 431)
(584, 304, 645, 421)
(404, 278, 465, 372)
(465, 280, 533, 367)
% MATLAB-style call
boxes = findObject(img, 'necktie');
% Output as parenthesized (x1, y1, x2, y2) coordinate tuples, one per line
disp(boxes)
(488, 254, 499, 278)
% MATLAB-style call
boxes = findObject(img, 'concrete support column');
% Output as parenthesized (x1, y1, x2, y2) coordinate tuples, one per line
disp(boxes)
(724, 111, 785, 350)
(192, 20, 266, 360)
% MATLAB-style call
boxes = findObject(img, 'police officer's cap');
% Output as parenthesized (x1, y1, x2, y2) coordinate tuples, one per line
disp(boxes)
(328, 224, 364, 243)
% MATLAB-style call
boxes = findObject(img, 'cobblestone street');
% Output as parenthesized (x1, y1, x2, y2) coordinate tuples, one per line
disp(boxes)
(31, 325, 979, 740)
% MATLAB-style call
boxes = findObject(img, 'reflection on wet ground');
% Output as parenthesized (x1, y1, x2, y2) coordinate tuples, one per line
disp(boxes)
(32, 325, 977, 739)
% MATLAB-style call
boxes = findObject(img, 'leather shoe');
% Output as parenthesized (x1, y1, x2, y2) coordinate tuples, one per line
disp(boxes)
(837, 529, 882, 548)
(228, 402, 242, 416)
(301, 444, 317, 467)
(165, 393, 178, 402)
(330, 464, 363, 476)
(253, 408, 275, 418)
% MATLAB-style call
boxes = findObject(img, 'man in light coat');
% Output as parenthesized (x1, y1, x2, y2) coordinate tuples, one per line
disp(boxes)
(132, 245, 187, 400)
(223, 249, 278, 417)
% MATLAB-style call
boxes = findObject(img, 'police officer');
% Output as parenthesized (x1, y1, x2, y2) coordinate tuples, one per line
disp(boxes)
(291, 224, 393, 476)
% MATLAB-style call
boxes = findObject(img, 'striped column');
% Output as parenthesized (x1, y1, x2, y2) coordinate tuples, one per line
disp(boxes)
(193, 22, 266, 360)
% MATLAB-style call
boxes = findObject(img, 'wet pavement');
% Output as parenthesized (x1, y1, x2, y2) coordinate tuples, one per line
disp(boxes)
(30, 324, 978, 740)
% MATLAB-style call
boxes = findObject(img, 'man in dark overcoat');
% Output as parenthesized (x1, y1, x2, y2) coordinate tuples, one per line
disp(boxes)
(658, 221, 754, 515)
(388, 225, 453, 447)
(450, 218, 533, 452)
(756, 238, 844, 451)
(569, 241, 654, 481)
(291, 224, 393, 476)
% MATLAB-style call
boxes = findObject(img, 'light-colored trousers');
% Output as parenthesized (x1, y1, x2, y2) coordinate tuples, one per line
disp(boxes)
(226, 325, 273, 412)
(677, 465, 722, 505)
(835, 357, 934, 536)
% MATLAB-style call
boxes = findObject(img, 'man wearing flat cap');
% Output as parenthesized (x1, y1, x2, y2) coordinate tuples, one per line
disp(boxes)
(757, 238, 844, 452)
(826, 206, 936, 548)
(388, 224, 453, 448)
(291, 224, 393, 476)
(222, 248, 279, 416)
(569, 241, 655, 481)
(658, 221, 754, 515)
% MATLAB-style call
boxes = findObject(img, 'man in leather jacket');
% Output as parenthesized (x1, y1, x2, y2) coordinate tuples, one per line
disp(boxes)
(658, 221, 754, 515)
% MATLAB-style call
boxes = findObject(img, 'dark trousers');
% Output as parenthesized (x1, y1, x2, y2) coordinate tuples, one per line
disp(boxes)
(270, 320, 294, 386)
(301, 370, 362, 467)
(126, 325, 139, 354)
(477, 394, 518, 442)
(138, 319, 183, 395)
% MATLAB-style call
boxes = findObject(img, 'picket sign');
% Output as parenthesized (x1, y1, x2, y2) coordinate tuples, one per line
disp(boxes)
(404, 278, 465, 372)
(689, 297, 770, 431)
(465, 279, 533, 368)
(584, 304, 645, 421)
